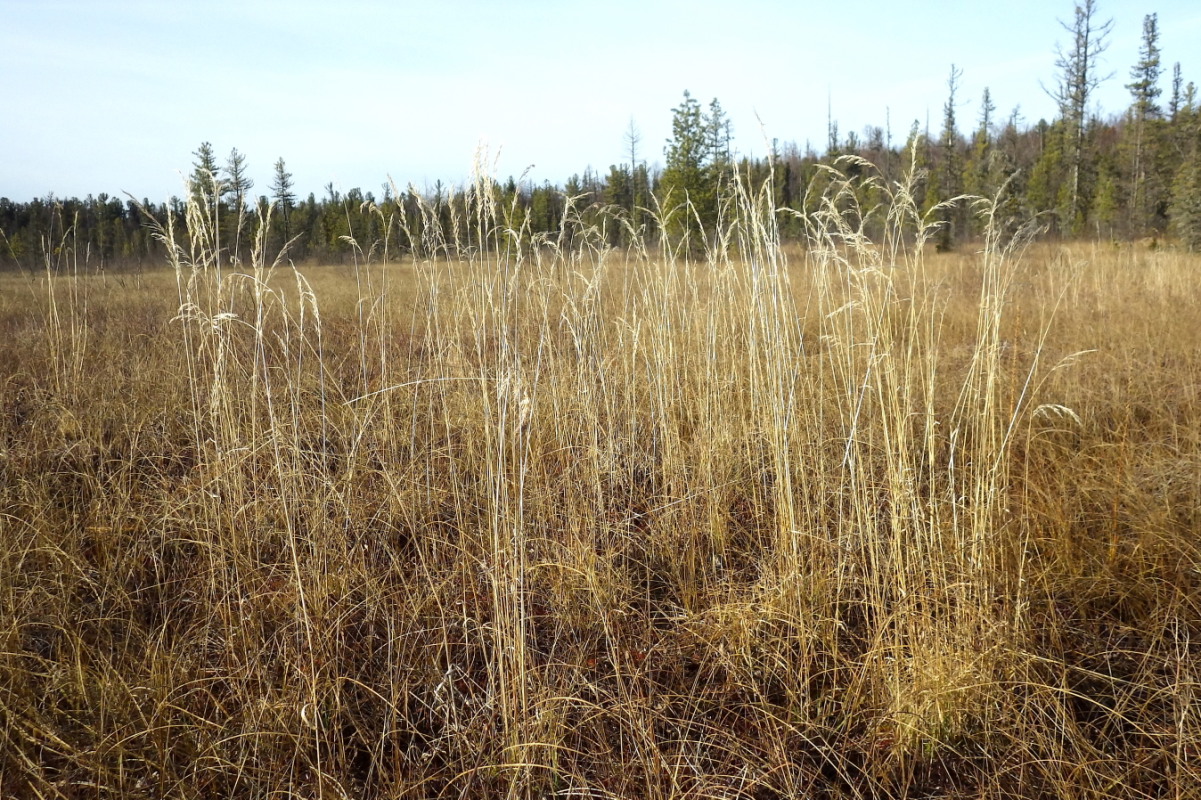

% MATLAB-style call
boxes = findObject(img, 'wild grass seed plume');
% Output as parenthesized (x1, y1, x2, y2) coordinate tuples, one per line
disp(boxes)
(0, 151, 1198, 798)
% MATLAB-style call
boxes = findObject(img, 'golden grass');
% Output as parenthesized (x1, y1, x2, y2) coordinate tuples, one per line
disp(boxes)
(1, 164, 1199, 799)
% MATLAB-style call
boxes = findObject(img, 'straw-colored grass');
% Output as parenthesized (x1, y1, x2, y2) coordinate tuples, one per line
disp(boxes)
(1, 159, 1199, 799)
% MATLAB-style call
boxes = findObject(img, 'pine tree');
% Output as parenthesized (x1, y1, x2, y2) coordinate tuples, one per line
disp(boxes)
(224, 148, 253, 212)
(1126, 13, 1162, 235)
(966, 88, 995, 192)
(223, 148, 253, 264)
(1027, 119, 1067, 221)
(660, 90, 718, 248)
(936, 65, 964, 251)
(1169, 138, 1201, 250)
(271, 158, 296, 243)
(190, 141, 220, 213)
(1126, 14, 1162, 119)
(1169, 63, 1183, 122)
(1051, 0, 1113, 235)
(706, 98, 733, 173)
(624, 118, 645, 235)
(966, 88, 1008, 235)
(1090, 157, 1121, 239)
(603, 165, 632, 247)
(1170, 98, 1201, 250)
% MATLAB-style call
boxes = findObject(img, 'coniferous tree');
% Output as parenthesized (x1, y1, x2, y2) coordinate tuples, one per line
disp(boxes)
(903, 120, 933, 215)
(966, 88, 995, 192)
(320, 182, 349, 260)
(224, 148, 253, 212)
(1125, 13, 1162, 235)
(1169, 63, 1183, 122)
(1126, 14, 1162, 118)
(660, 90, 719, 248)
(1051, 0, 1113, 235)
(1027, 118, 1066, 223)
(966, 88, 1015, 235)
(603, 165, 632, 247)
(1000, 108, 1028, 226)
(224, 147, 253, 264)
(528, 182, 559, 239)
(271, 158, 296, 244)
(14, 10, 1201, 266)
(190, 141, 220, 216)
(624, 118, 645, 236)
(1169, 134, 1201, 250)
(1090, 151, 1122, 239)
(706, 99, 733, 174)
(936, 65, 965, 250)
(1171, 89, 1201, 249)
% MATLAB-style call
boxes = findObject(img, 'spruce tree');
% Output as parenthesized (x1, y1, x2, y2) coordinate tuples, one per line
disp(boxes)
(966, 88, 1008, 235)
(1051, 0, 1113, 235)
(706, 98, 733, 174)
(603, 165, 632, 247)
(1170, 102, 1201, 250)
(1027, 119, 1067, 221)
(624, 118, 644, 234)
(1090, 157, 1122, 239)
(1126, 14, 1162, 119)
(966, 88, 995, 193)
(1169, 143, 1201, 250)
(904, 120, 934, 215)
(660, 90, 717, 248)
(1126, 13, 1162, 235)
(190, 141, 220, 213)
(1169, 63, 1183, 122)
(224, 148, 253, 212)
(224, 148, 253, 264)
(271, 158, 296, 242)
(936, 65, 964, 251)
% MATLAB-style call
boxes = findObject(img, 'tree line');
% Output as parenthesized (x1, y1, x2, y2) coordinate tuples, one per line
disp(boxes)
(3, 1, 1201, 272)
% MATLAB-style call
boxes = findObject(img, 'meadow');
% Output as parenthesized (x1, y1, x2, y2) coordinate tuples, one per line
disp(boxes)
(1, 165, 1199, 799)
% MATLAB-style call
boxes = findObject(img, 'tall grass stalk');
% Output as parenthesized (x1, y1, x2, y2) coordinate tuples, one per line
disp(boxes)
(2, 153, 1198, 798)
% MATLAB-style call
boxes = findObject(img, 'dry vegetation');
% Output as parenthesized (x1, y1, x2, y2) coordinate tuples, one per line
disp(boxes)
(1, 162, 1199, 799)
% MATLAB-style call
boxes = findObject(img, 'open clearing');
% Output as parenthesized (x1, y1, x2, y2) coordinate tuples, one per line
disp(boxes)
(1, 185, 1199, 798)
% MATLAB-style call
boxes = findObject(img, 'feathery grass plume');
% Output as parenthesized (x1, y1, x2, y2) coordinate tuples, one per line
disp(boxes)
(2, 147, 1200, 798)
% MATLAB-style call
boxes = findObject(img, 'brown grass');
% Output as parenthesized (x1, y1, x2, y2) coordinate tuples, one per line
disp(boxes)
(1, 163, 1199, 799)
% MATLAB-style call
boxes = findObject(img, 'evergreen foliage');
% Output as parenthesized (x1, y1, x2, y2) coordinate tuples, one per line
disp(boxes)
(189, 141, 220, 211)
(935, 65, 965, 251)
(224, 147, 253, 263)
(660, 90, 728, 249)
(1051, 0, 1113, 235)
(271, 157, 296, 245)
(7, 4, 1201, 269)
(1126, 14, 1163, 234)
(1171, 117, 1201, 250)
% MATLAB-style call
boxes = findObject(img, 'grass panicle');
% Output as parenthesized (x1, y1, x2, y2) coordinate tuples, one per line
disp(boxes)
(0, 157, 1199, 798)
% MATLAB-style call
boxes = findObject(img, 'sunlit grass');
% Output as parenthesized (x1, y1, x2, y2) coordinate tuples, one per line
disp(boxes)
(1, 161, 1198, 799)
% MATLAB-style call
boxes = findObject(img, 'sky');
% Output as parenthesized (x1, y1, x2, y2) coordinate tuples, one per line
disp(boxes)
(3, 0, 1201, 203)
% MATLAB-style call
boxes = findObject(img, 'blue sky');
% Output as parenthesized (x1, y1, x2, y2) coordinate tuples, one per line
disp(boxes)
(3, 0, 1200, 202)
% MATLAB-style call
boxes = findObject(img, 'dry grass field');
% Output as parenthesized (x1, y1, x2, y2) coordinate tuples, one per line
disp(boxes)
(1, 168, 1199, 799)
